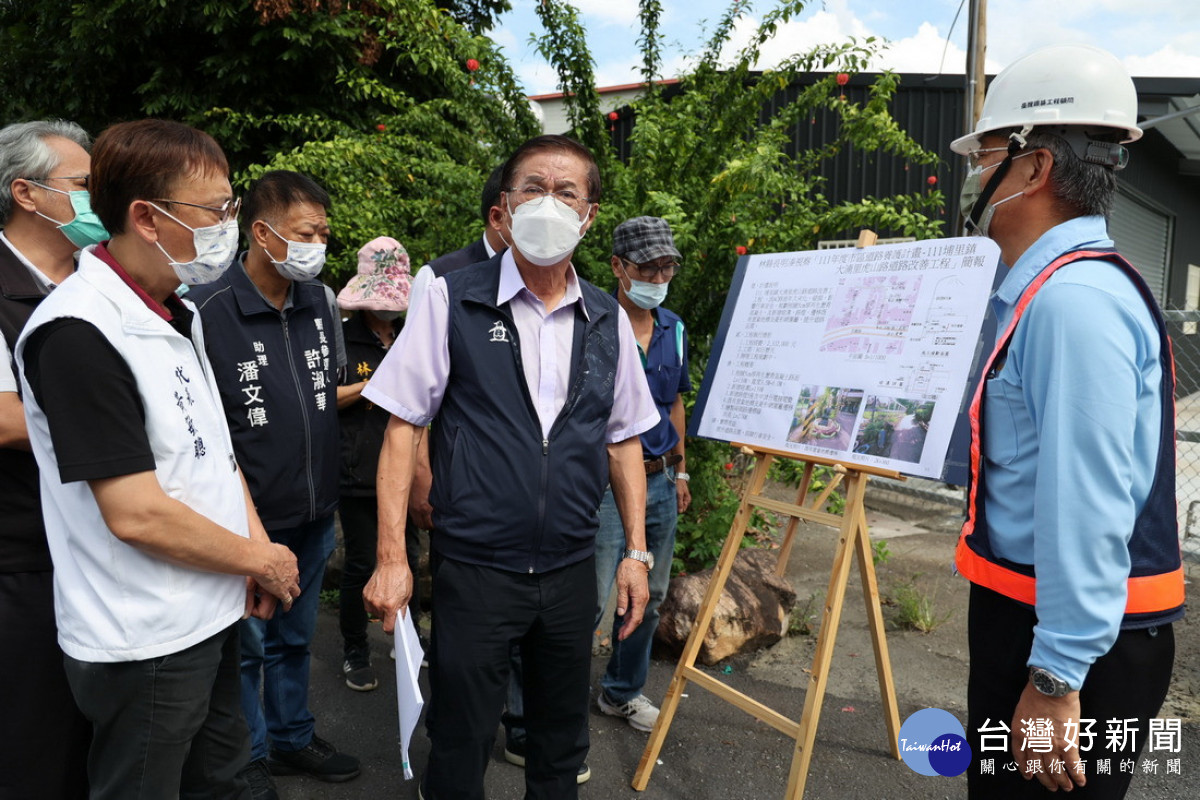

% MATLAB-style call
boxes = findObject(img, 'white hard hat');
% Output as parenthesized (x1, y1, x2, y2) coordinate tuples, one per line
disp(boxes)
(951, 44, 1142, 156)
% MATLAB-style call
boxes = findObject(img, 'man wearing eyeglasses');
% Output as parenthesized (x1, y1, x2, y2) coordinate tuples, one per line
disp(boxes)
(592, 216, 691, 734)
(0, 119, 98, 800)
(187, 171, 357, 799)
(15, 118, 301, 799)
(362, 134, 658, 800)
(952, 46, 1182, 798)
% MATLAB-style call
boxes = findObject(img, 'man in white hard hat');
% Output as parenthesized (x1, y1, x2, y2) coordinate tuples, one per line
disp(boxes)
(951, 44, 1183, 798)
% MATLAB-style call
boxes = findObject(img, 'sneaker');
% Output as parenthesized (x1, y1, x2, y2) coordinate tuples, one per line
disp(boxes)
(502, 736, 590, 784)
(390, 635, 431, 668)
(238, 758, 279, 800)
(268, 734, 361, 783)
(502, 735, 526, 768)
(343, 657, 378, 692)
(597, 691, 660, 733)
(419, 633, 431, 668)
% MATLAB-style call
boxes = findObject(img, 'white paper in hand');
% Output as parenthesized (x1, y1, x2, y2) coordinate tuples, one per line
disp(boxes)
(394, 609, 425, 780)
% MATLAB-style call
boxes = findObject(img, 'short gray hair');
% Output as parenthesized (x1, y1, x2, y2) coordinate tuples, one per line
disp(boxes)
(1023, 130, 1118, 219)
(0, 120, 91, 222)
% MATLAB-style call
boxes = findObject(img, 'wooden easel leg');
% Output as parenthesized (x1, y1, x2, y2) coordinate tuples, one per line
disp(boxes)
(775, 463, 815, 576)
(783, 471, 867, 799)
(852, 498, 902, 758)
(776, 464, 844, 577)
(633, 454, 775, 790)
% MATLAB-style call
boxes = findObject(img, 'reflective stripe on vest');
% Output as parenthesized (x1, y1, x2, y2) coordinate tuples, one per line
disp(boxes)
(955, 249, 1185, 615)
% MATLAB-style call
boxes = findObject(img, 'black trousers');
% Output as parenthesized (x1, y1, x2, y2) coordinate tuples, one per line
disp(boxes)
(423, 555, 595, 800)
(338, 495, 422, 658)
(967, 584, 1175, 799)
(0, 570, 90, 800)
(64, 624, 251, 800)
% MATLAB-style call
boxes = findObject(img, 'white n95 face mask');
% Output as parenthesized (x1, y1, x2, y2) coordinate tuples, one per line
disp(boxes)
(264, 222, 327, 281)
(508, 195, 587, 267)
(149, 202, 240, 286)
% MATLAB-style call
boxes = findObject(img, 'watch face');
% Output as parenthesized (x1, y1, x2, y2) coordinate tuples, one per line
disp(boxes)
(1031, 668, 1066, 696)
(645, 552, 655, 571)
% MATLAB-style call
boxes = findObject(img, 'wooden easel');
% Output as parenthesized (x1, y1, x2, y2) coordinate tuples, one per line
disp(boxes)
(631, 443, 904, 800)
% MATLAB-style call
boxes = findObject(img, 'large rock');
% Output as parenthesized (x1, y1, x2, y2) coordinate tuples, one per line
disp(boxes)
(655, 548, 797, 665)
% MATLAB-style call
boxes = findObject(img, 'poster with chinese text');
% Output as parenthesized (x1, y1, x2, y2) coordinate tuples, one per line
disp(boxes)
(691, 238, 1002, 481)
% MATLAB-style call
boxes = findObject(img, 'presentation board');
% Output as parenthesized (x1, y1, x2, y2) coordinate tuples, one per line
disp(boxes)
(691, 237, 1002, 481)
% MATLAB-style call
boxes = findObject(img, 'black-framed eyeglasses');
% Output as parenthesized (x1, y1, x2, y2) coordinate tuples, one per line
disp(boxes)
(622, 257, 680, 280)
(507, 185, 592, 210)
(29, 175, 90, 190)
(151, 196, 242, 224)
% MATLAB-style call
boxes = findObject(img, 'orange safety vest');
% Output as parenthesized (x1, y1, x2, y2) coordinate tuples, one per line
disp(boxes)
(955, 249, 1185, 622)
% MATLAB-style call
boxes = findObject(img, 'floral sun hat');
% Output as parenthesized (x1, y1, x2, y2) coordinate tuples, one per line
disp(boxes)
(337, 236, 413, 312)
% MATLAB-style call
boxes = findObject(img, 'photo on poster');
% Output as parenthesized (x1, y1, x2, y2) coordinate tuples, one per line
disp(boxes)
(851, 395, 935, 464)
(786, 385, 863, 453)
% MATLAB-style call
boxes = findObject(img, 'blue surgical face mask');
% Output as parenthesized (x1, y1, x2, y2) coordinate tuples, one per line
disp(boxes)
(625, 278, 669, 310)
(620, 262, 670, 310)
(30, 182, 109, 248)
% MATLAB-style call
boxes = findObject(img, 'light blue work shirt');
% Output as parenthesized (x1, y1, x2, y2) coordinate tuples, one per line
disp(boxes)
(982, 215, 1164, 689)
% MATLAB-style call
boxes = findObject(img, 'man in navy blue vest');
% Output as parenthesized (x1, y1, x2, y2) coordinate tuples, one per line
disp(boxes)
(189, 171, 359, 799)
(363, 135, 658, 800)
(951, 45, 1183, 798)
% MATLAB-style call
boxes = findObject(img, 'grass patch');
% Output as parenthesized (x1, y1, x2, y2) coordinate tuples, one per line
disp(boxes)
(890, 577, 951, 634)
(788, 591, 824, 636)
(319, 588, 340, 611)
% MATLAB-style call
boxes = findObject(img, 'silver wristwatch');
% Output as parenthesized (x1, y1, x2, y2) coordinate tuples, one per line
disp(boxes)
(623, 548, 655, 571)
(1029, 666, 1072, 697)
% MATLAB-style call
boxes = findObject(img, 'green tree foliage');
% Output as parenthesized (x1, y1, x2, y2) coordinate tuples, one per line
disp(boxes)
(0, 0, 520, 171)
(533, 0, 945, 571)
(436, 0, 511, 33)
(0, 0, 538, 274)
(215, 2, 540, 270)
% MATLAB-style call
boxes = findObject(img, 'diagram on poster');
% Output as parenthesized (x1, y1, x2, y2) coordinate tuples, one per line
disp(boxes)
(692, 237, 1001, 480)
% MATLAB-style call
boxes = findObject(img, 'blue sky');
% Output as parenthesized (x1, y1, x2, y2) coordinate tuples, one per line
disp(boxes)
(491, 0, 1200, 96)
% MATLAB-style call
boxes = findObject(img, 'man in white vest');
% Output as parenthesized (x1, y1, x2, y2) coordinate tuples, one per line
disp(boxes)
(16, 119, 300, 800)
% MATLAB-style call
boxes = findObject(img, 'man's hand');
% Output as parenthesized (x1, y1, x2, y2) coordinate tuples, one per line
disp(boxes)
(364, 560, 413, 634)
(1011, 683, 1085, 792)
(245, 577, 280, 620)
(254, 541, 300, 610)
(410, 494, 434, 533)
(676, 478, 691, 514)
(614, 558, 650, 641)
